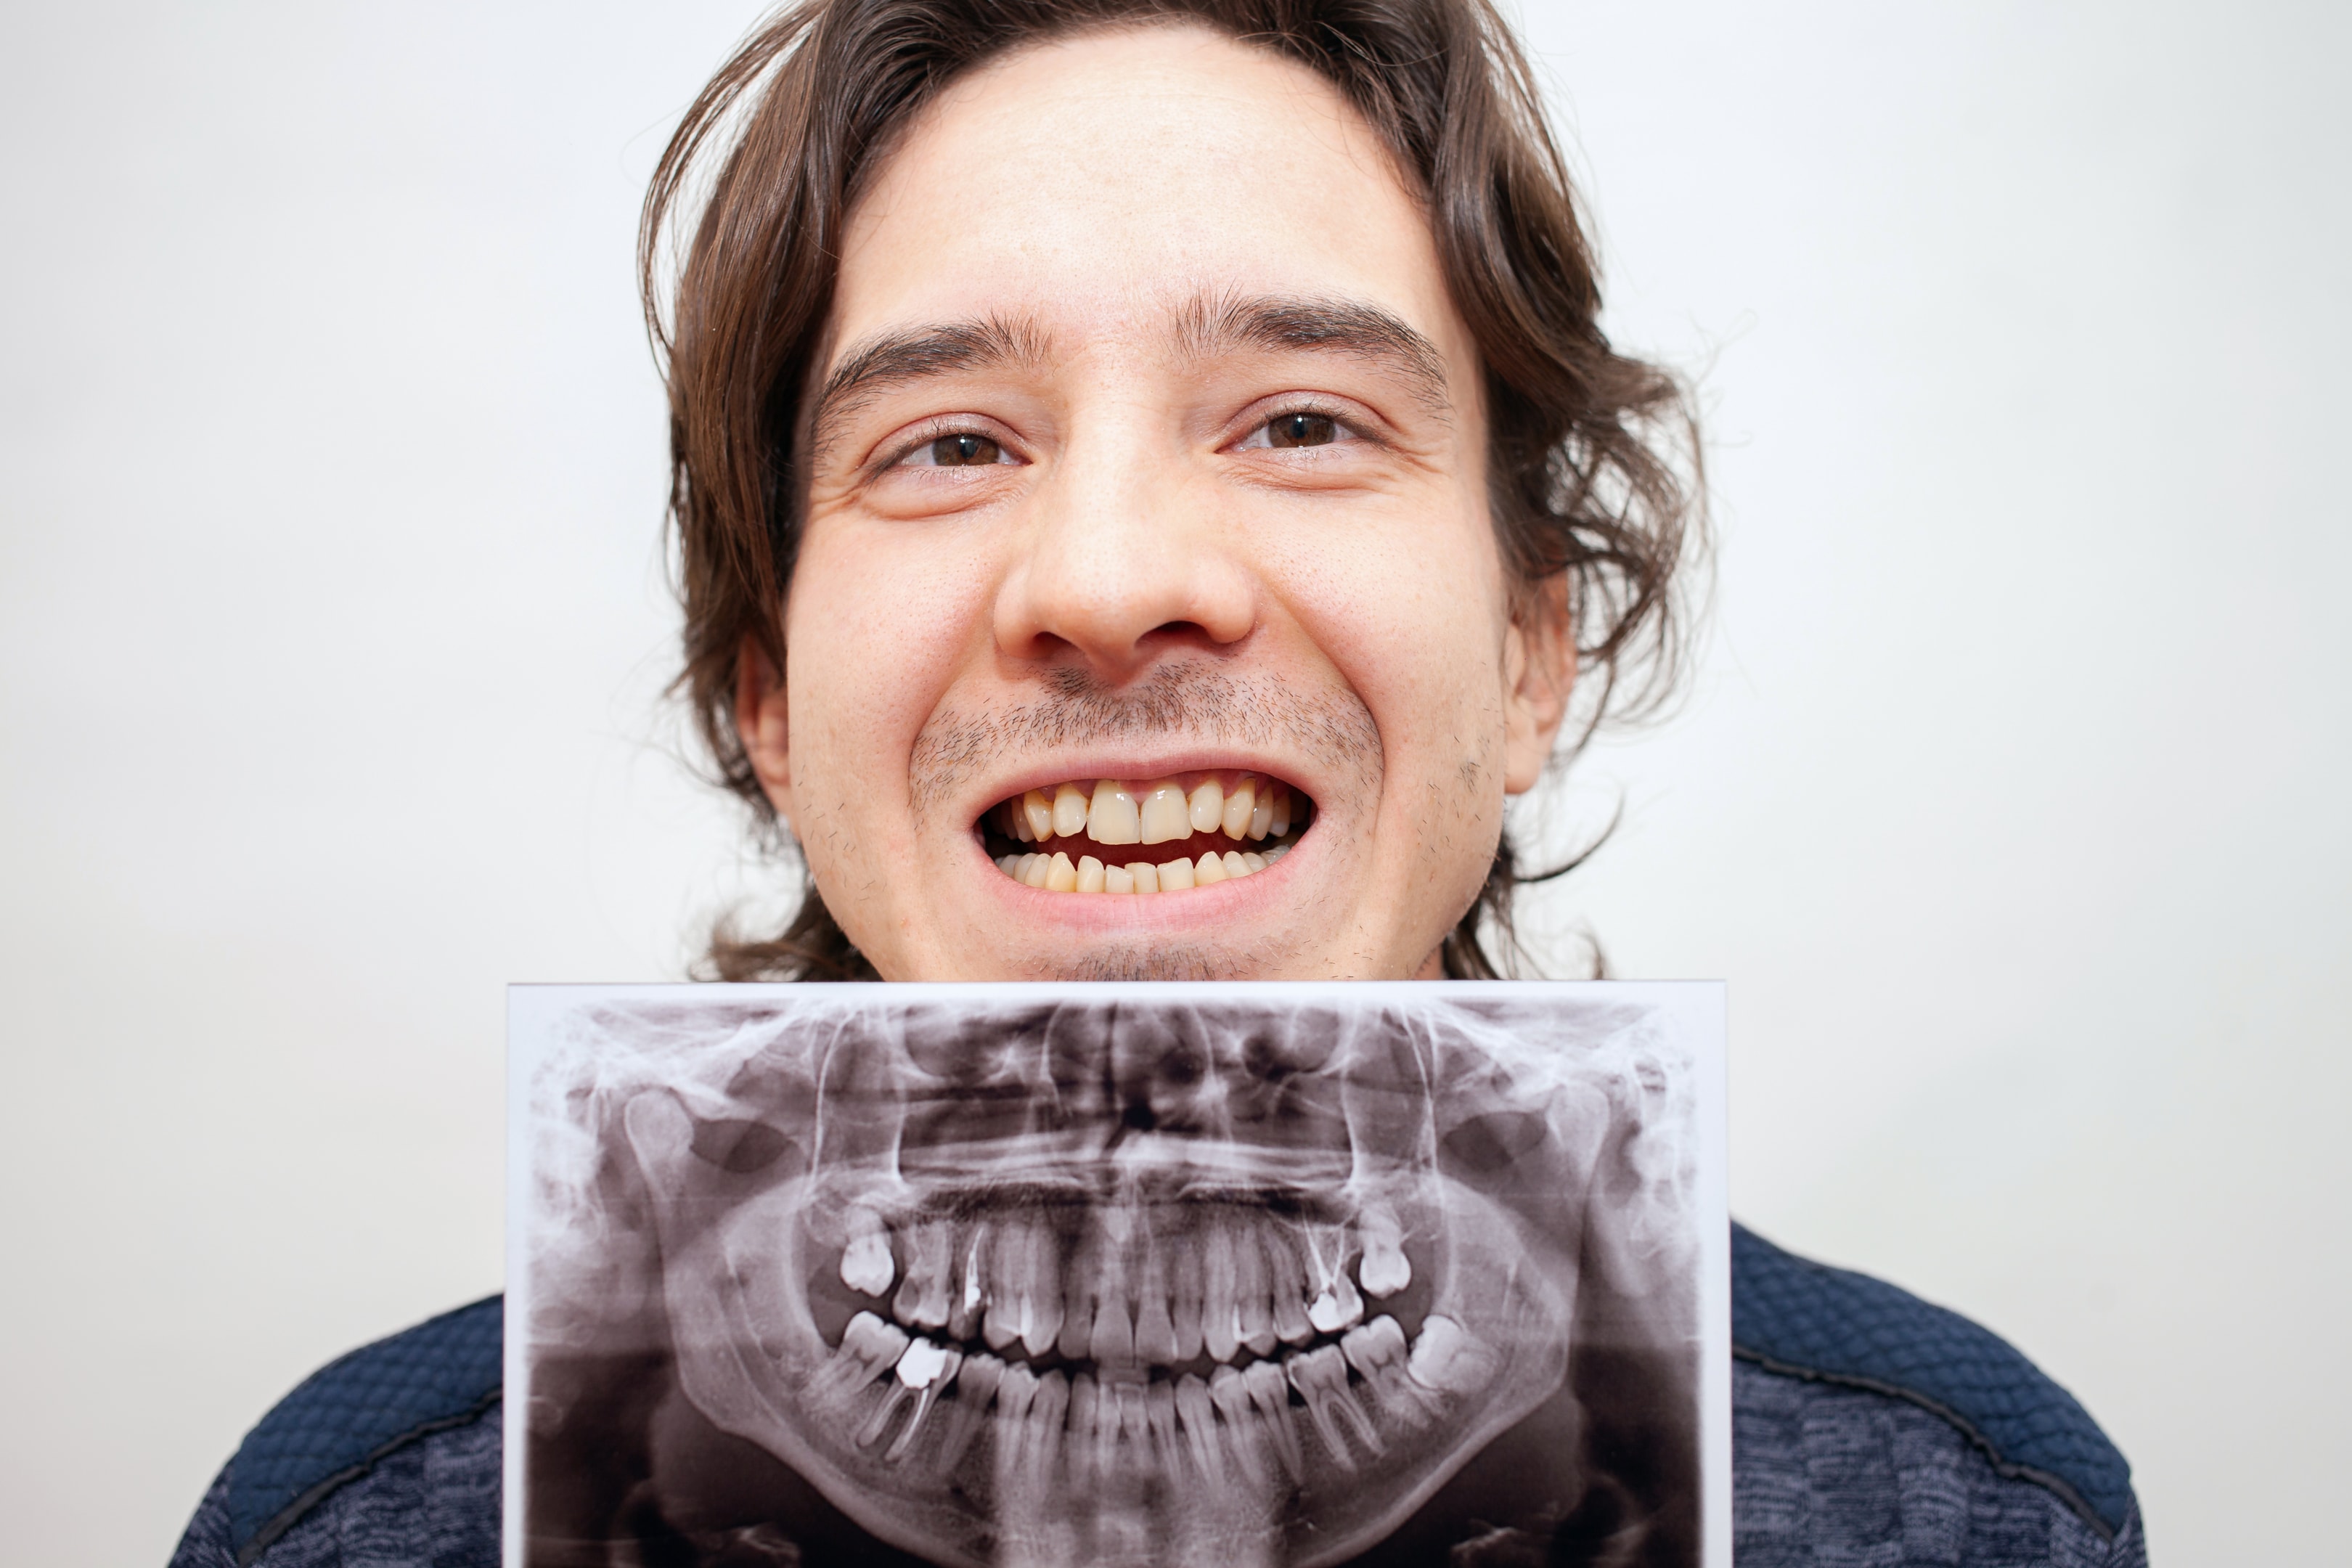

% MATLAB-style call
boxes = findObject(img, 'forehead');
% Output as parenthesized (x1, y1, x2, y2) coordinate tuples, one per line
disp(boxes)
(831, 24, 1463, 369)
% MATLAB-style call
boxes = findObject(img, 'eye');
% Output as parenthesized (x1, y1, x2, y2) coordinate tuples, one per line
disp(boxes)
(897, 432, 1016, 468)
(1233, 408, 1361, 452)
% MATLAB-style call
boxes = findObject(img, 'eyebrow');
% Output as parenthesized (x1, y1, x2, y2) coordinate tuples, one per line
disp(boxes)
(1174, 290, 1452, 417)
(811, 315, 1053, 462)
(807, 290, 1452, 461)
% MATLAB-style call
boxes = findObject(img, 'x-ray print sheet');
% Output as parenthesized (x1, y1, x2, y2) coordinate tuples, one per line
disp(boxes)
(505, 982, 1728, 1568)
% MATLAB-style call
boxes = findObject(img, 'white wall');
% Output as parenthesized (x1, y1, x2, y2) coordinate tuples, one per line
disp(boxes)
(0, 1, 2338, 1561)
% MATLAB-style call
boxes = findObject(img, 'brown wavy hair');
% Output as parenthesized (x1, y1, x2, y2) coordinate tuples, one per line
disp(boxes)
(641, 0, 1703, 982)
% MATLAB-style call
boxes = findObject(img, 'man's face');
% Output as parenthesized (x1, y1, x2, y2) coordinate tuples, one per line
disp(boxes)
(744, 24, 1571, 981)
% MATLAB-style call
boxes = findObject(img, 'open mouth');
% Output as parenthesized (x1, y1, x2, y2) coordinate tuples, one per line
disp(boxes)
(979, 771, 1314, 894)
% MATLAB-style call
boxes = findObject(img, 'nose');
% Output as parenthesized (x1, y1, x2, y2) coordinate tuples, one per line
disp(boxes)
(992, 418, 1257, 679)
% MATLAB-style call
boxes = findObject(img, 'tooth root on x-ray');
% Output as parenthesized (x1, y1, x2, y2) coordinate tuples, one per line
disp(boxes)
(568, 990, 1689, 1568)
(1175, 1373, 1225, 1486)
(1342, 1314, 1442, 1426)
(1207, 1365, 1270, 1488)
(1242, 1360, 1304, 1485)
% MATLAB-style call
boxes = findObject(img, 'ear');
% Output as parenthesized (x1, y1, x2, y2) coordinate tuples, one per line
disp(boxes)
(1500, 574, 1576, 795)
(735, 637, 795, 828)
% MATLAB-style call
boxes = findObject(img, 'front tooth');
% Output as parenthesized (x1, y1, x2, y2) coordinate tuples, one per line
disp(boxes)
(1288, 1343, 1381, 1465)
(1158, 856, 1196, 891)
(840, 1205, 895, 1297)
(1114, 1382, 1148, 1479)
(1089, 1271, 1137, 1373)
(893, 1220, 952, 1330)
(1021, 788, 1054, 840)
(1067, 1373, 1100, 1492)
(1242, 1360, 1304, 1483)
(1188, 777, 1224, 833)
(1127, 862, 1159, 893)
(1058, 1233, 1095, 1363)
(1138, 778, 1191, 844)
(1087, 779, 1141, 844)
(1053, 780, 1090, 836)
(1221, 774, 1257, 838)
(1045, 851, 1077, 891)
(1357, 1203, 1411, 1297)
(1076, 854, 1106, 892)
(1233, 1223, 1276, 1357)
(1145, 1380, 1181, 1472)
(1135, 1249, 1179, 1365)
(1202, 1226, 1241, 1363)
(1407, 1314, 1498, 1395)
(1175, 1373, 1225, 1484)
(1103, 864, 1135, 894)
(1021, 1368, 1069, 1479)
(1170, 1234, 1205, 1363)
(1193, 851, 1228, 886)
(1270, 784, 1291, 836)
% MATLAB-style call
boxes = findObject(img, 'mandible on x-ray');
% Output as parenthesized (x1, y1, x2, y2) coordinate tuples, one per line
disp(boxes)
(519, 985, 1707, 1567)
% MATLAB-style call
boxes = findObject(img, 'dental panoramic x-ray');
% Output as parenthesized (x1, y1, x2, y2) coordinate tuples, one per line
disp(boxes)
(507, 983, 1728, 1567)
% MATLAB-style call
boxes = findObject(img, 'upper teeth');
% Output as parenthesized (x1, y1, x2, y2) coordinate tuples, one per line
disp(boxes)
(989, 772, 1304, 893)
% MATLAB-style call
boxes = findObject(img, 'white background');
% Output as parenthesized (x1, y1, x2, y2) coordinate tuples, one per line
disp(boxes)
(0, 1, 2340, 1561)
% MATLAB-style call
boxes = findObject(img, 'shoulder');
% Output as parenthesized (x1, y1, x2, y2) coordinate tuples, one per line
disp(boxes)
(1730, 1222, 2142, 1559)
(171, 1295, 505, 1568)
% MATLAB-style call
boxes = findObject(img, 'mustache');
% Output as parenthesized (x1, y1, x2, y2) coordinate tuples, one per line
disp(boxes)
(908, 661, 1380, 821)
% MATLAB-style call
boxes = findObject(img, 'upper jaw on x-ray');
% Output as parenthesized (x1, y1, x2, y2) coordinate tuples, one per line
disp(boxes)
(547, 991, 1694, 1568)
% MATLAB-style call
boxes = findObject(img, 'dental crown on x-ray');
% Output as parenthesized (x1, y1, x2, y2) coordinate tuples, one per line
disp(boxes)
(557, 993, 1694, 1568)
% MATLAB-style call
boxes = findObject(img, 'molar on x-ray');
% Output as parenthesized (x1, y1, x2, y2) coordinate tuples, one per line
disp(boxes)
(509, 983, 1726, 1568)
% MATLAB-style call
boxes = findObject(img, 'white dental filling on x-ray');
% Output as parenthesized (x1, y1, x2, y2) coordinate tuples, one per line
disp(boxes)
(541, 993, 1697, 1568)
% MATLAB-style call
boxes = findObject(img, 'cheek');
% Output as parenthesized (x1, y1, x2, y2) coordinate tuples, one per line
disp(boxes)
(1264, 491, 1511, 779)
(784, 518, 995, 806)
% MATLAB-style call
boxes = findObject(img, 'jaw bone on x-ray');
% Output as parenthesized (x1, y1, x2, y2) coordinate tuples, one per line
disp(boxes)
(508, 982, 1728, 1568)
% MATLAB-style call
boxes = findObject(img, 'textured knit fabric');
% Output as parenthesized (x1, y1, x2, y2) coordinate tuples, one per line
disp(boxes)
(224, 1297, 502, 1559)
(170, 1403, 502, 1568)
(1729, 1228, 2130, 1536)
(1731, 1361, 2144, 1567)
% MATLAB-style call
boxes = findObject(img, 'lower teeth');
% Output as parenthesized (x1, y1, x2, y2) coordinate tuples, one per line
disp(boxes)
(996, 841, 1292, 894)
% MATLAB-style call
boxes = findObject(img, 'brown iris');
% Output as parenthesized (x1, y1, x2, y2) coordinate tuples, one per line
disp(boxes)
(1267, 412, 1338, 448)
(930, 433, 1003, 465)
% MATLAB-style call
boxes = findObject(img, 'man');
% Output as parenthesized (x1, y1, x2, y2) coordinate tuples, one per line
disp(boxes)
(171, 1, 2146, 1563)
